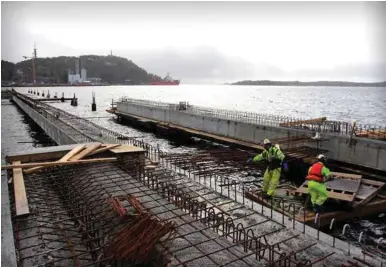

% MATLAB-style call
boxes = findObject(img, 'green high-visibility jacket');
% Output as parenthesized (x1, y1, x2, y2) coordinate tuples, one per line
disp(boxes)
(252, 146, 285, 165)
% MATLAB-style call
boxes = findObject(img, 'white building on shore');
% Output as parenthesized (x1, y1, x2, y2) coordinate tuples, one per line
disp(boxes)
(68, 58, 87, 84)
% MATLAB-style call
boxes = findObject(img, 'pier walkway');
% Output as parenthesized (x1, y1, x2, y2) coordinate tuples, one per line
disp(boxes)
(114, 97, 386, 171)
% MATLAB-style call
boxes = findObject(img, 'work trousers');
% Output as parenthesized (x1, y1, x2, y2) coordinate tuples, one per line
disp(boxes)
(262, 167, 281, 196)
(308, 180, 328, 206)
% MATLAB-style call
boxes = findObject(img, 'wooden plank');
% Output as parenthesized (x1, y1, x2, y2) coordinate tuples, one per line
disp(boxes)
(24, 145, 87, 174)
(362, 178, 385, 187)
(12, 161, 30, 216)
(331, 172, 362, 180)
(69, 143, 102, 161)
(58, 145, 87, 162)
(88, 144, 121, 156)
(1, 157, 117, 170)
(296, 185, 354, 202)
(5, 144, 81, 163)
(109, 144, 145, 154)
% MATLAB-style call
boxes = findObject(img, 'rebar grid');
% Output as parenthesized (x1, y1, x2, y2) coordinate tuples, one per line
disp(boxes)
(139, 163, 342, 267)
(13, 161, 282, 267)
(156, 151, 386, 266)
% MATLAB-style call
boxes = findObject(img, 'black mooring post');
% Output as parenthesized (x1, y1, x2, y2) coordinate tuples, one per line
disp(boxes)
(42, 91, 45, 97)
(47, 90, 50, 98)
(72, 93, 78, 106)
(91, 92, 96, 111)
(61, 92, 65, 102)
(54, 92, 58, 98)
(37, 90, 40, 96)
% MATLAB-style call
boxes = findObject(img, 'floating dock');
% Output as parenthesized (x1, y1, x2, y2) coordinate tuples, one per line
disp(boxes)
(2, 90, 386, 266)
(111, 97, 386, 172)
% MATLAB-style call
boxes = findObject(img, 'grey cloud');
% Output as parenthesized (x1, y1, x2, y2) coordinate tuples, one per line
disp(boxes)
(121, 46, 286, 84)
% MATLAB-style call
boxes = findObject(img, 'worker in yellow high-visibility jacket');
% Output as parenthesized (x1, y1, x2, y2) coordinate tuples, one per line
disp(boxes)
(306, 154, 332, 213)
(247, 139, 285, 198)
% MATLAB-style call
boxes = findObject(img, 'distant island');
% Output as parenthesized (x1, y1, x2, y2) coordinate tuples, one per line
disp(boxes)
(230, 80, 386, 87)
(1, 55, 162, 86)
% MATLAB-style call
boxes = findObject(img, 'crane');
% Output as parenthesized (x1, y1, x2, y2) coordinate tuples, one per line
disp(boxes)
(23, 43, 37, 84)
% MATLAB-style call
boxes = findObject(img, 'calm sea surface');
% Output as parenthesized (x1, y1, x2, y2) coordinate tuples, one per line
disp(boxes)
(13, 85, 386, 126)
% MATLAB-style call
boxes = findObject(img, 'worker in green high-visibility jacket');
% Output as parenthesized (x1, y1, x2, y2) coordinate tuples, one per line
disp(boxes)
(306, 154, 332, 213)
(247, 139, 285, 198)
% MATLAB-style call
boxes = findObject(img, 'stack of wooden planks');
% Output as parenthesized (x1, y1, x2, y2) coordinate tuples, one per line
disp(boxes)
(2, 143, 124, 218)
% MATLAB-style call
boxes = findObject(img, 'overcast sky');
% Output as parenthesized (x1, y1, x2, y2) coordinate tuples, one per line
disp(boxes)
(2, 1, 386, 83)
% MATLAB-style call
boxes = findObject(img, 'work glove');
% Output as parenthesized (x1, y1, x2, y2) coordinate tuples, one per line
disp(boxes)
(282, 162, 289, 172)
(247, 158, 253, 163)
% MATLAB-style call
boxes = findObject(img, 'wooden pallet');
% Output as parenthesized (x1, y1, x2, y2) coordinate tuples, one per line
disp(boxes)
(295, 172, 362, 203)
(353, 178, 385, 207)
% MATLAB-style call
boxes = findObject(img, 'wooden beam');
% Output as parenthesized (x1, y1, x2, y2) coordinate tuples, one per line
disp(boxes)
(58, 145, 87, 162)
(24, 145, 87, 174)
(12, 161, 30, 216)
(88, 144, 120, 156)
(69, 143, 102, 161)
(1, 157, 117, 170)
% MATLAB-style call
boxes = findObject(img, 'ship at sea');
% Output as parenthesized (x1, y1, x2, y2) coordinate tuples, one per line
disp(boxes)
(148, 73, 180, 85)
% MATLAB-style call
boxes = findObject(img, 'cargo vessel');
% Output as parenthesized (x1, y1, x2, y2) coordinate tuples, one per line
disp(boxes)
(148, 73, 180, 85)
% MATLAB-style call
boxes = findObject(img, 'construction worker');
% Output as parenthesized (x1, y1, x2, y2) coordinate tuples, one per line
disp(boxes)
(247, 139, 285, 198)
(306, 154, 332, 213)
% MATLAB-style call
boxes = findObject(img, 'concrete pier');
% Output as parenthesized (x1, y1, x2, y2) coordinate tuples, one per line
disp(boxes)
(3, 91, 385, 266)
(115, 98, 386, 172)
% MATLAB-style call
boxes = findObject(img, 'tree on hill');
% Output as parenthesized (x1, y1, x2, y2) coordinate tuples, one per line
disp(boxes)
(1, 60, 15, 81)
(1, 55, 161, 84)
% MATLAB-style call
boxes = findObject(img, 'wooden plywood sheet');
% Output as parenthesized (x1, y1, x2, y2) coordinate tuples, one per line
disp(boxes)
(325, 179, 361, 192)
(356, 185, 378, 200)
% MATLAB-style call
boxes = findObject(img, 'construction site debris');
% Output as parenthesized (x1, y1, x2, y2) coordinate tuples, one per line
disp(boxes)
(105, 195, 177, 262)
